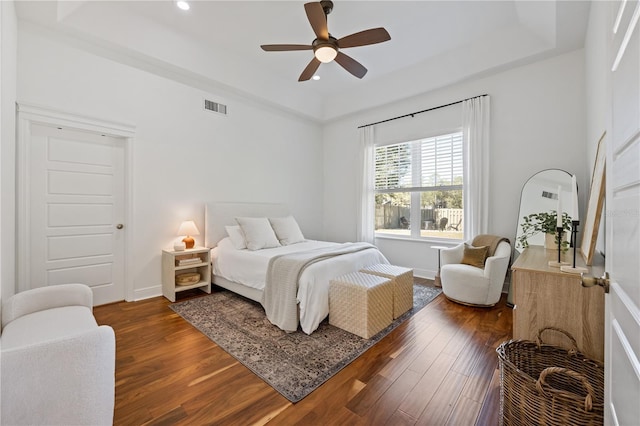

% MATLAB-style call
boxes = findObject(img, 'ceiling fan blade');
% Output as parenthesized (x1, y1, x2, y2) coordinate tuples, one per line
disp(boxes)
(304, 2, 329, 40)
(337, 28, 391, 49)
(299, 57, 321, 81)
(261, 44, 313, 52)
(334, 52, 367, 79)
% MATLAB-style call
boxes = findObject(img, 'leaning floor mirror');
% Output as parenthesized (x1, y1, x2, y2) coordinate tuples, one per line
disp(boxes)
(514, 169, 578, 253)
(507, 169, 577, 306)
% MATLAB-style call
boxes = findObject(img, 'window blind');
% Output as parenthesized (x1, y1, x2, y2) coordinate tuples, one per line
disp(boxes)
(375, 131, 463, 192)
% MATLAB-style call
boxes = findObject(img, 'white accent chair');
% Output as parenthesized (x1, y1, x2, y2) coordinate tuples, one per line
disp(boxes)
(1, 284, 115, 425)
(440, 240, 511, 307)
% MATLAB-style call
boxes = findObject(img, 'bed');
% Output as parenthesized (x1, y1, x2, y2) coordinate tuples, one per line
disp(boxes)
(205, 202, 389, 334)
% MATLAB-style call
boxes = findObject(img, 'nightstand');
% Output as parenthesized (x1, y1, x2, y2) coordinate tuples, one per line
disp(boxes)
(161, 247, 211, 302)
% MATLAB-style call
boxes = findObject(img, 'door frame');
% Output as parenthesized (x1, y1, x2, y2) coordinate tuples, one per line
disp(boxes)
(16, 103, 135, 302)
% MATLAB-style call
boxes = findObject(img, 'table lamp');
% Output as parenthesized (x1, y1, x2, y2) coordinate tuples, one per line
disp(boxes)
(177, 220, 200, 249)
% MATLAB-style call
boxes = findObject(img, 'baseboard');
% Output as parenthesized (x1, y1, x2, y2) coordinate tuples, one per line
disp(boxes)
(413, 268, 436, 280)
(134, 285, 162, 301)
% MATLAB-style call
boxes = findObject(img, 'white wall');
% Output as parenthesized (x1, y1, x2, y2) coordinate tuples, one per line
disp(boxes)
(9, 19, 593, 295)
(585, 1, 608, 152)
(1, 0, 18, 300)
(323, 50, 587, 278)
(584, 1, 608, 255)
(16, 25, 323, 300)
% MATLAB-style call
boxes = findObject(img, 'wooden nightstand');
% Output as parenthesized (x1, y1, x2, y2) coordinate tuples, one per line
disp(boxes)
(161, 247, 211, 302)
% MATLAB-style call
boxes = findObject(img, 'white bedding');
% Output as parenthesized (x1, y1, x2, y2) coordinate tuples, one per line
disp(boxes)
(212, 238, 389, 334)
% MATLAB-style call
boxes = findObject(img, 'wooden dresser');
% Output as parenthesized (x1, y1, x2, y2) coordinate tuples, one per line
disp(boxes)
(511, 246, 605, 362)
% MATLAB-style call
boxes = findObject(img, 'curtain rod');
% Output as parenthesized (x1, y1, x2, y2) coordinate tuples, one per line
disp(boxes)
(357, 94, 488, 129)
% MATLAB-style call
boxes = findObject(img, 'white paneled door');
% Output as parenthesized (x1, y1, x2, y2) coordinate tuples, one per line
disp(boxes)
(604, 1, 640, 424)
(27, 123, 126, 305)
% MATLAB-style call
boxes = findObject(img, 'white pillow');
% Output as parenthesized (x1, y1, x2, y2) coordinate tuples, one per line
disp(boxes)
(235, 217, 281, 251)
(225, 225, 247, 250)
(269, 216, 305, 245)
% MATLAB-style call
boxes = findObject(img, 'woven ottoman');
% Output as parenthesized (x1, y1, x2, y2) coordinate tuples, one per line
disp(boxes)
(329, 271, 393, 339)
(361, 264, 414, 318)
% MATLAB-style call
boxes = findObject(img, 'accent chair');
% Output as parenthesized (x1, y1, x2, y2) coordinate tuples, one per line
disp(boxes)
(440, 236, 511, 307)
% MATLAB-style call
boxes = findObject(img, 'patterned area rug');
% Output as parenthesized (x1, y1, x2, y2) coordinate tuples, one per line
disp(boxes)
(170, 283, 441, 403)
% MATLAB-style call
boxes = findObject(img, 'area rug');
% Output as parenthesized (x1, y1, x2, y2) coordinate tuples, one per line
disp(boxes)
(170, 283, 441, 402)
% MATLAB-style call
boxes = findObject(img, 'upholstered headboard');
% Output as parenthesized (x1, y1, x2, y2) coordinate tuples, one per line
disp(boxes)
(205, 202, 289, 247)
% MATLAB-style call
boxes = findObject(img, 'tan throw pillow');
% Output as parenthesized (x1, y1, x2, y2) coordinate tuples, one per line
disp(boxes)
(460, 244, 489, 268)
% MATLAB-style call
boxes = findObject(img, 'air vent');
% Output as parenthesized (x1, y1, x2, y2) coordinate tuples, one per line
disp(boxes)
(204, 99, 228, 115)
(541, 190, 558, 200)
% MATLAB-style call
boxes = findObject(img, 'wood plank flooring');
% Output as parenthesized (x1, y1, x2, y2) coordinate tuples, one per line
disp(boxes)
(93, 280, 512, 425)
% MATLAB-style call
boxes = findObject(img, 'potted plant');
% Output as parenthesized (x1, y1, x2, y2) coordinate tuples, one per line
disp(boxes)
(517, 211, 572, 251)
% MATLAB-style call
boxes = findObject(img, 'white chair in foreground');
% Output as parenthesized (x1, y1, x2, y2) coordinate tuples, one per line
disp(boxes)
(440, 235, 511, 307)
(1, 284, 115, 425)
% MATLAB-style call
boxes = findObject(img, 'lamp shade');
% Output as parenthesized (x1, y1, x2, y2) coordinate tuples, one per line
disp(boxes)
(177, 220, 200, 236)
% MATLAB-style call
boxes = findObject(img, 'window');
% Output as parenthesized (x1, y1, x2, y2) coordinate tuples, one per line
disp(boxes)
(374, 131, 463, 239)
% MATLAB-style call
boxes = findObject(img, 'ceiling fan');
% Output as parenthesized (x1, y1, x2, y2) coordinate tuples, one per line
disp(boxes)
(260, 0, 391, 82)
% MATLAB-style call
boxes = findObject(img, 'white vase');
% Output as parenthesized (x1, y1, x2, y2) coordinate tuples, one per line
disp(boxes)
(544, 232, 567, 250)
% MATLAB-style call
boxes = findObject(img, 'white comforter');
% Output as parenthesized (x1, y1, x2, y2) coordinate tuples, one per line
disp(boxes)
(212, 238, 389, 334)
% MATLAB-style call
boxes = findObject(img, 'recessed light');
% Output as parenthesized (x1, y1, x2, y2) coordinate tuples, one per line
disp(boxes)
(312, 75, 320, 81)
(176, 1, 190, 11)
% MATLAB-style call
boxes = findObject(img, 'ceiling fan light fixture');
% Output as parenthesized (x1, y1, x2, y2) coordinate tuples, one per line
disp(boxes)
(260, 1, 390, 81)
(314, 45, 337, 63)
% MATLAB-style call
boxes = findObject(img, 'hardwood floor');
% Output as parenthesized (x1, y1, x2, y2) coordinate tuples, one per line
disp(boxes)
(93, 280, 512, 425)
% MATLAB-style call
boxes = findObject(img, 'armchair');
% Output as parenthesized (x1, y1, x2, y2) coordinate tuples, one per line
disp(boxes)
(1, 284, 115, 425)
(440, 237, 511, 307)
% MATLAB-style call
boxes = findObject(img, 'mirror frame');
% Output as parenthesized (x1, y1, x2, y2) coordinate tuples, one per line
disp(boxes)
(581, 132, 606, 265)
(514, 168, 575, 253)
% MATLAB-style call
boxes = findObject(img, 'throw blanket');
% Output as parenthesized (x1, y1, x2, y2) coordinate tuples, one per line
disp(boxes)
(262, 242, 377, 332)
(471, 234, 510, 257)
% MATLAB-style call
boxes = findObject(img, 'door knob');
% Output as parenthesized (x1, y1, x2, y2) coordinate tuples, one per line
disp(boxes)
(581, 272, 610, 293)
(116, 224, 124, 230)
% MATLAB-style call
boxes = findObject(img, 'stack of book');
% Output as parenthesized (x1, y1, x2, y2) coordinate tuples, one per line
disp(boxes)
(177, 257, 202, 266)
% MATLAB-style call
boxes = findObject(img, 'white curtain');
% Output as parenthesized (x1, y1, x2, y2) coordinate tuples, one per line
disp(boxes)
(356, 126, 376, 243)
(462, 96, 491, 239)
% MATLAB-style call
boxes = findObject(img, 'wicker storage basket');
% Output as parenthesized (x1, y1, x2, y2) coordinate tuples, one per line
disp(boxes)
(497, 327, 604, 426)
(175, 272, 200, 286)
